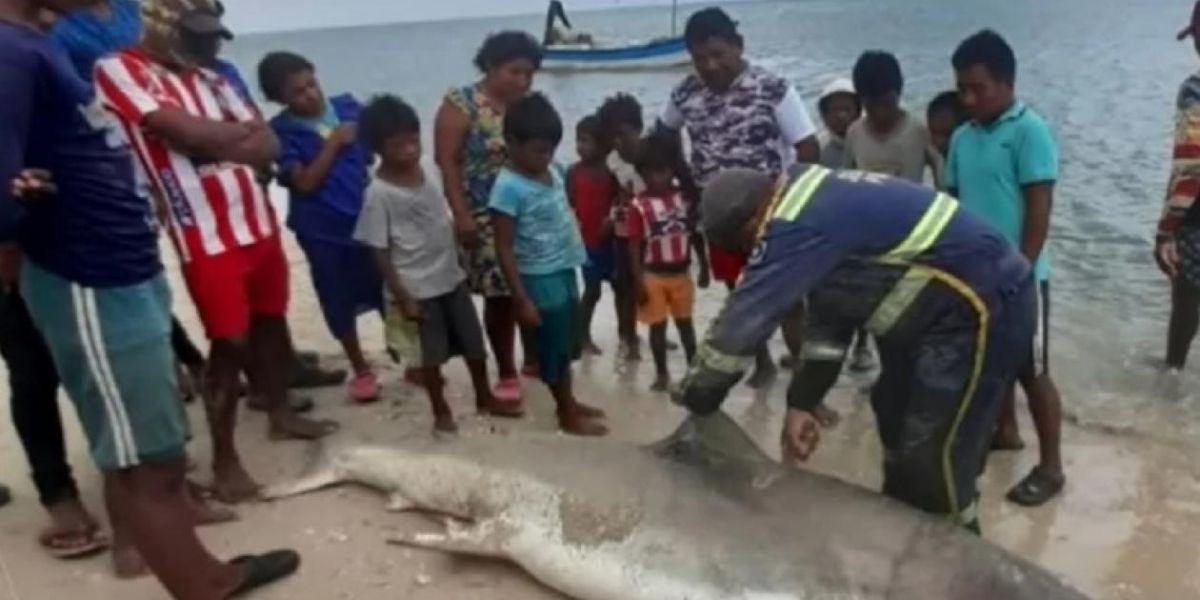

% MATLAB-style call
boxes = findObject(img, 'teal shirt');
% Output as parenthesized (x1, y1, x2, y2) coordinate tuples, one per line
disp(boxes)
(945, 101, 1058, 281)
(488, 166, 586, 276)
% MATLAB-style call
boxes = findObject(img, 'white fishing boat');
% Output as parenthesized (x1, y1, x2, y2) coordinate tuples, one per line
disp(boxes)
(541, 1, 690, 72)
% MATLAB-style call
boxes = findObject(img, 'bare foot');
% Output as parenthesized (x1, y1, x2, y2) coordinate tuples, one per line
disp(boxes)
(212, 465, 261, 504)
(991, 429, 1026, 452)
(558, 411, 608, 436)
(746, 364, 778, 389)
(186, 481, 238, 526)
(477, 398, 525, 418)
(572, 400, 606, 419)
(582, 340, 603, 356)
(112, 542, 148, 579)
(269, 415, 339, 441)
(650, 375, 670, 393)
(813, 404, 841, 428)
(433, 416, 459, 434)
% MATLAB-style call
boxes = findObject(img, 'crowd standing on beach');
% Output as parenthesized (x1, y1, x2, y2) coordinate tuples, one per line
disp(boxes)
(2, 0, 1198, 597)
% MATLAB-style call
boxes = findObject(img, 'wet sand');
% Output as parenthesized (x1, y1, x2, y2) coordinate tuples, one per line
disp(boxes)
(0, 239, 1197, 600)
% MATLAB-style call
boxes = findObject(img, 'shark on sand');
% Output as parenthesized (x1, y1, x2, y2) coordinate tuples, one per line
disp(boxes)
(263, 412, 1091, 600)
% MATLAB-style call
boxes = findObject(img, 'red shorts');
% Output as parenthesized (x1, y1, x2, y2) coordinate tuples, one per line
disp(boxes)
(182, 236, 290, 340)
(709, 244, 748, 285)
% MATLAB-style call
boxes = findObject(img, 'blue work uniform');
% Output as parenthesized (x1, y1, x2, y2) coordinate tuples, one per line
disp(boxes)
(678, 165, 1037, 527)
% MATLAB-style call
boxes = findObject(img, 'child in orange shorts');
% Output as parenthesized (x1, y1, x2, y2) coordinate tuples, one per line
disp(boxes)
(627, 132, 705, 391)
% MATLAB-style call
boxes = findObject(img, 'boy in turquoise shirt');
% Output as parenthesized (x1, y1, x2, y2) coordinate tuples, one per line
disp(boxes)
(946, 29, 1064, 507)
(490, 93, 608, 437)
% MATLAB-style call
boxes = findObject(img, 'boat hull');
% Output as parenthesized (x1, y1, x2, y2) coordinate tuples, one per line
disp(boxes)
(543, 37, 690, 72)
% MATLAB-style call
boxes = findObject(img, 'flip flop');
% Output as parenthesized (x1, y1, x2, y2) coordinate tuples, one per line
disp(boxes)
(1006, 467, 1065, 507)
(289, 361, 346, 389)
(39, 524, 110, 560)
(226, 550, 301, 598)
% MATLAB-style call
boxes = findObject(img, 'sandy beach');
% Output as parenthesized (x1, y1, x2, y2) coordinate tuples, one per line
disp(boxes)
(0, 237, 1198, 600)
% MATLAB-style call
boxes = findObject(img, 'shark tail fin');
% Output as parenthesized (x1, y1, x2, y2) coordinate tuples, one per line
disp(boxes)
(260, 439, 347, 501)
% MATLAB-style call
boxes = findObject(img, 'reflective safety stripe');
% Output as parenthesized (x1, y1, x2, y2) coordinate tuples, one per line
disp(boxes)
(773, 167, 831, 221)
(800, 340, 849, 362)
(884, 193, 959, 260)
(863, 269, 933, 336)
(694, 341, 754, 375)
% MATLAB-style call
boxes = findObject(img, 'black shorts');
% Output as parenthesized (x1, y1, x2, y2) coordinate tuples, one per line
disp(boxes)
(1019, 281, 1050, 380)
(419, 286, 487, 368)
(1178, 227, 1200, 288)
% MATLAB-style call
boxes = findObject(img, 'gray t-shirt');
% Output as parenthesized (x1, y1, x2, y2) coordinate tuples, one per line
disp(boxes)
(844, 112, 943, 187)
(353, 177, 465, 300)
(819, 132, 848, 169)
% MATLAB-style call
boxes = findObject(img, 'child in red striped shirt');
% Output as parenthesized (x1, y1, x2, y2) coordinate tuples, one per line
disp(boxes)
(627, 132, 706, 391)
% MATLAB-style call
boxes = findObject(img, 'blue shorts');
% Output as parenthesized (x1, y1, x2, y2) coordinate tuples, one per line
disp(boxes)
(22, 262, 186, 471)
(298, 237, 383, 338)
(581, 245, 615, 286)
(521, 270, 580, 385)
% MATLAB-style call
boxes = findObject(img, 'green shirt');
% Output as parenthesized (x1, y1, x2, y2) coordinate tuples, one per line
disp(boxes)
(945, 102, 1058, 281)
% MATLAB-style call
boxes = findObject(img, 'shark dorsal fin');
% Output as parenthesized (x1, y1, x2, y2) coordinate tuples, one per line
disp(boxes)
(649, 411, 778, 472)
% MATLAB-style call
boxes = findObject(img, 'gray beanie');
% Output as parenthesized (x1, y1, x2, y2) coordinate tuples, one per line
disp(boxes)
(700, 169, 777, 250)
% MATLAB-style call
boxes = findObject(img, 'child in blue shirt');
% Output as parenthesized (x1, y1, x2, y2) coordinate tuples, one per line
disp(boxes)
(490, 93, 608, 436)
(260, 51, 382, 403)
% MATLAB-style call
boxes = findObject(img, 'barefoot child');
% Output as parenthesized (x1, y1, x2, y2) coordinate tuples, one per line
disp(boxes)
(490, 93, 608, 436)
(567, 115, 618, 355)
(260, 51, 383, 403)
(628, 132, 702, 391)
(354, 96, 521, 432)
(597, 93, 645, 360)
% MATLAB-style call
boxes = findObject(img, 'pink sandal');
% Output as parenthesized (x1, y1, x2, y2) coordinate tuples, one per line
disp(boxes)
(492, 378, 522, 402)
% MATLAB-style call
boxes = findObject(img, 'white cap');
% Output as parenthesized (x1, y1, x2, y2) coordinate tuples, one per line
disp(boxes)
(819, 77, 856, 102)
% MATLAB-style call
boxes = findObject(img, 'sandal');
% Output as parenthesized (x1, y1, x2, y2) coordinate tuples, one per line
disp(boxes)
(0, 484, 9, 508)
(1006, 466, 1065, 507)
(39, 524, 109, 560)
(227, 550, 301, 598)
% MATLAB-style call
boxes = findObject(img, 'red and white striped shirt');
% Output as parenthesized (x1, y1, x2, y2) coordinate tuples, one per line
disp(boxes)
(627, 190, 691, 268)
(95, 49, 276, 263)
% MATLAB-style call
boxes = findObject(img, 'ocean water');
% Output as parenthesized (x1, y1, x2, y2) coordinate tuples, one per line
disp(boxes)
(225, 0, 1200, 445)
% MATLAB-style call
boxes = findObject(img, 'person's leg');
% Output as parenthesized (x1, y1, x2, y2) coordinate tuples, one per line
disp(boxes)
(1166, 277, 1200, 369)
(251, 315, 338, 440)
(1, 290, 110, 558)
(719, 279, 776, 389)
(991, 390, 1025, 451)
(303, 238, 376, 401)
(676, 318, 697, 365)
(205, 337, 260, 503)
(649, 323, 670, 391)
(529, 273, 606, 435)
(848, 329, 876, 373)
(171, 316, 205, 370)
(1007, 282, 1065, 506)
(442, 286, 523, 419)
(420, 367, 456, 433)
(580, 276, 603, 355)
(484, 296, 519, 380)
(612, 240, 640, 360)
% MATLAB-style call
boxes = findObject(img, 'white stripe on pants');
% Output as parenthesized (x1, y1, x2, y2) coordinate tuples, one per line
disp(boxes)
(71, 285, 139, 468)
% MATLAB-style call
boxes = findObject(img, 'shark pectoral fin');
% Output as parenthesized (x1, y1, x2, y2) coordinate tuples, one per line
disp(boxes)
(260, 468, 342, 501)
(385, 493, 415, 513)
(387, 518, 507, 559)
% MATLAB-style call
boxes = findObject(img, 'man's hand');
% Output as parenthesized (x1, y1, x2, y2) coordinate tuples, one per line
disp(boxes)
(397, 297, 422, 321)
(781, 409, 821, 466)
(515, 296, 541, 328)
(454, 213, 480, 249)
(10, 169, 57, 203)
(330, 123, 357, 147)
(1156, 237, 1180, 278)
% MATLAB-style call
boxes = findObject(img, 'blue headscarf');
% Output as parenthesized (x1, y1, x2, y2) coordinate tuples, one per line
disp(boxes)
(49, 0, 143, 81)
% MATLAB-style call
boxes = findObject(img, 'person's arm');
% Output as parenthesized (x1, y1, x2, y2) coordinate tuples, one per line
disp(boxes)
(944, 129, 960, 198)
(95, 57, 277, 166)
(493, 212, 538, 326)
(283, 123, 356, 196)
(1158, 84, 1200, 275)
(692, 232, 711, 289)
(627, 204, 647, 303)
(923, 127, 946, 190)
(1016, 118, 1059, 266)
(0, 59, 35, 291)
(656, 92, 685, 133)
(677, 224, 844, 415)
(433, 99, 479, 247)
(776, 85, 820, 164)
(1020, 182, 1053, 264)
(371, 248, 420, 319)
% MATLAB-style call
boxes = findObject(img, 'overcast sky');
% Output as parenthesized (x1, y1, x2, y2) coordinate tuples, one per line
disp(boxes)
(225, 0, 708, 34)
